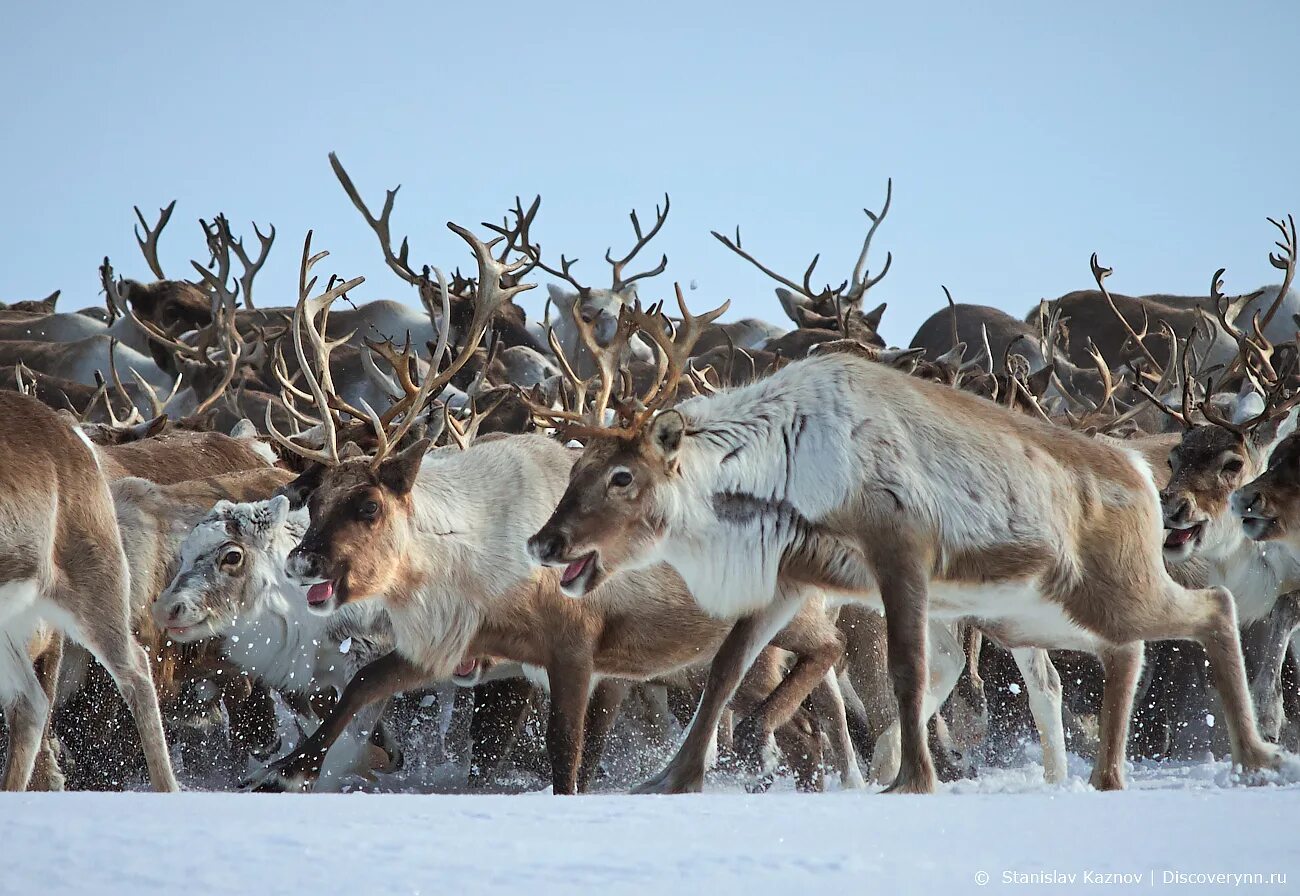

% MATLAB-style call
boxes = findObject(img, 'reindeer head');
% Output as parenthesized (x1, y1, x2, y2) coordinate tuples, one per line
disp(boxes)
(1234, 433, 1300, 548)
(529, 414, 684, 596)
(523, 288, 727, 596)
(284, 441, 428, 613)
(154, 496, 303, 641)
(1160, 424, 1275, 562)
(265, 221, 531, 612)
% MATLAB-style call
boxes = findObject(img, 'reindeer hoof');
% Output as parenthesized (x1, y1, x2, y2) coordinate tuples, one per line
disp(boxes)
(632, 765, 703, 794)
(241, 758, 317, 794)
(883, 767, 937, 794)
(1088, 766, 1126, 791)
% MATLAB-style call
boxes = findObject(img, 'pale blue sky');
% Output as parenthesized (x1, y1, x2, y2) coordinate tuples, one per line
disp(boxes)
(2, 0, 1296, 345)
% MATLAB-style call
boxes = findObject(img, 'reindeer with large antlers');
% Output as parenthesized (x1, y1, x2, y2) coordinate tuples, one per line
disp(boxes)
(527, 278, 1287, 793)
(244, 230, 860, 794)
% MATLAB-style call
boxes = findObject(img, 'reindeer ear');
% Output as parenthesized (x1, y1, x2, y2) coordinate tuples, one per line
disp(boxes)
(862, 302, 887, 329)
(648, 410, 685, 464)
(277, 464, 324, 510)
(1026, 365, 1054, 397)
(378, 438, 431, 495)
(266, 494, 291, 528)
(775, 288, 808, 324)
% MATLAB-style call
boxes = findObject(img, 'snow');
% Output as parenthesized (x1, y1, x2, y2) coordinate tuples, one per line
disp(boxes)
(5, 759, 1299, 896)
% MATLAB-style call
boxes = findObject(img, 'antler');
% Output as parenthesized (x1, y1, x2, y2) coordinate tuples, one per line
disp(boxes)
(712, 178, 893, 309)
(1090, 253, 1161, 371)
(329, 152, 422, 287)
(624, 285, 731, 426)
(201, 213, 275, 310)
(1254, 214, 1297, 335)
(362, 223, 536, 464)
(133, 201, 176, 280)
(263, 232, 365, 466)
(846, 178, 893, 304)
(606, 195, 670, 291)
(711, 225, 828, 302)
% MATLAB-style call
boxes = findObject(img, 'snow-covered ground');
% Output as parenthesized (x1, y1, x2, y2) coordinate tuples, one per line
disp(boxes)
(5, 757, 1298, 896)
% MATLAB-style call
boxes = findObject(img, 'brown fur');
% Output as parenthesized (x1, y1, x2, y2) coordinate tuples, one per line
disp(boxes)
(255, 437, 854, 795)
(0, 392, 177, 791)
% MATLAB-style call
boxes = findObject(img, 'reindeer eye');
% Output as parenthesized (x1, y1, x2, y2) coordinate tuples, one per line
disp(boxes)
(221, 548, 243, 568)
(610, 470, 633, 488)
(359, 500, 380, 519)
(1223, 458, 1244, 476)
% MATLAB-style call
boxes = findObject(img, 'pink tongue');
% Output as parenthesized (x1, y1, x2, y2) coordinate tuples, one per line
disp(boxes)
(1165, 528, 1195, 547)
(307, 582, 335, 605)
(454, 659, 477, 677)
(561, 555, 589, 586)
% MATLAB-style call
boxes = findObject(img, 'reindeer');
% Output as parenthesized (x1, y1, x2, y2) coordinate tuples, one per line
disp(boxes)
(151, 496, 399, 788)
(525, 284, 1285, 794)
(238, 229, 859, 795)
(0, 391, 177, 791)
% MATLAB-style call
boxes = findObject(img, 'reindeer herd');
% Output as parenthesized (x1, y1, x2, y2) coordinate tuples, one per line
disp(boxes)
(1, 158, 1299, 799)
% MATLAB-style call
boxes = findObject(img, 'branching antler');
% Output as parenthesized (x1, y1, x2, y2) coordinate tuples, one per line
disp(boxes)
(847, 178, 893, 304)
(133, 201, 176, 280)
(263, 232, 366, 466)
(712, 178, 893, 314)
(200, 213, 275, 309)
(606, 194, 670, 291)
(1090, 253, 1162, 371)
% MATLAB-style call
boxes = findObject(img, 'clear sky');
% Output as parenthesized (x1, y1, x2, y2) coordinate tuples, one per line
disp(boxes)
(2, 0, 1296, 346)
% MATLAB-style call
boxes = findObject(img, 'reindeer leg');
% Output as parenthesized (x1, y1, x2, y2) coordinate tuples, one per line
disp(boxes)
(29, 632, 65, 792)
(877, 563, 936, 794)
(634, 587, 808, 795)
(245, 651, 431, 793)
(1009, 647, 1068, 785)
(62, 556, 178, 794)
(1090, 641, 1144, 791)
(545, 657, 594, 795)
(807, 669, 866, 789)
(1, 635, 50, 792)
(578, 678, 630, 793)
(1248, 592, 1300, 743)
(735, 608, 845, 779)
(1188, 588, 1278, 773)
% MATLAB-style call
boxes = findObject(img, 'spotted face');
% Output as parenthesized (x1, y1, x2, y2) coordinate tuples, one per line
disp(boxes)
(284, 439, 429, 614)
(1234, 433, 1300, 549)
(1159, 426, 1261, 563)
(527, 412, 684, 597)
(154, 496, 303, 642)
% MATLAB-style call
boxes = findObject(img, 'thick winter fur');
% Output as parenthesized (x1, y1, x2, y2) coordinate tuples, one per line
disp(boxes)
(154, 497, 394, 787)
(51, 467, 294, 787)
(0, 392, 177, 792)
(253, 434, 854, 795)
(530, 350, 1282, 792)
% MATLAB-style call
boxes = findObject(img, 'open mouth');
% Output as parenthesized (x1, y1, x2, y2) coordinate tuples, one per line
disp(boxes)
(1163, 523, 1204, 551)
(560, 552, 595, 586)
(306, 581, 337, 607)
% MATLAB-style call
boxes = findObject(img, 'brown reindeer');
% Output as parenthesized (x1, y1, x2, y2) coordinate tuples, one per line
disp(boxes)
(0, 391, 177, 791)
